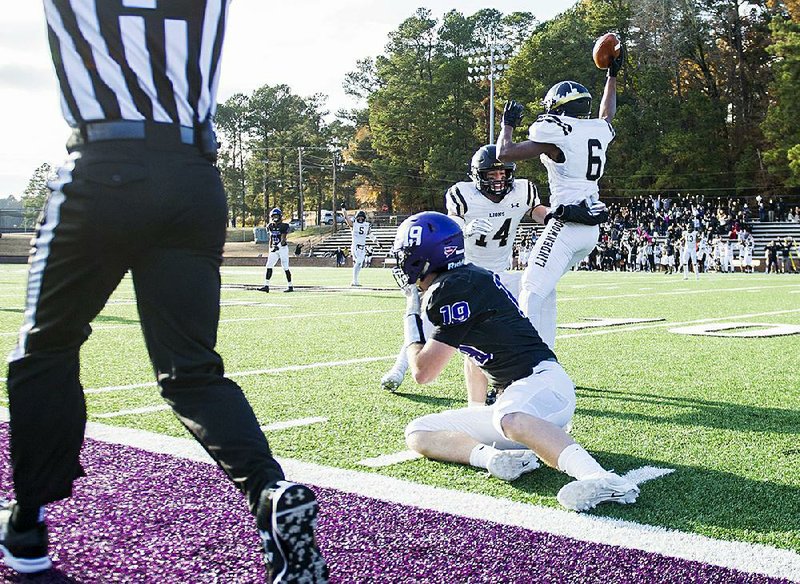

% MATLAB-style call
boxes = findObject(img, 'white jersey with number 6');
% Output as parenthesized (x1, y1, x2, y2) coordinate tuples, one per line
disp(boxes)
(445, 180, 537, 274)
(527, 114, 615, 207)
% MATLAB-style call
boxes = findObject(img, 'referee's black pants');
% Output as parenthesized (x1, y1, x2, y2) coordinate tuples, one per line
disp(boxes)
(7, 138, 284, 513)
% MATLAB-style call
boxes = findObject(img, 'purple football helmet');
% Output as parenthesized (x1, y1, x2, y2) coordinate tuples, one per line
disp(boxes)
(392, 212, 465, 287)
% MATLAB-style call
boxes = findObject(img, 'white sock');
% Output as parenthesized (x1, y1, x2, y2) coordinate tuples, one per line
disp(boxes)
(469, 444, 499, 469)
(353, 263, 362, 284)
(557, 443, 606, 480)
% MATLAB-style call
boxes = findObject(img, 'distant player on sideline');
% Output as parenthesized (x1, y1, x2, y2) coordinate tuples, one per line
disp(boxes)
(497, 50, 622, 348)
(343, 208, 379, 287)
(393, 212, 640, 511)
(380, 145, 544, 402)
(739, 229, 754, 273)
(681, 224, 699, 280)
(258, 208, 294, 293)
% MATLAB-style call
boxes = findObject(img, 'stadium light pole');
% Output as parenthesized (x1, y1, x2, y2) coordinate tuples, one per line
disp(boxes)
(298, 147, 304, 231)
(467, 32, 513, 145)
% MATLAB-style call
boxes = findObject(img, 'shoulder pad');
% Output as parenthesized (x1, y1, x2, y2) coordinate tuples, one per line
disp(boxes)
(445, 184, 470, 217)
(529, 114, 573, 140)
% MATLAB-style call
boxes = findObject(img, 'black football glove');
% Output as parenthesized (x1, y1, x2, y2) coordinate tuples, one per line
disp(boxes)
(608, 45, 625, 78)
(502, 100, 524, 128)
(549, 203, 609, 226)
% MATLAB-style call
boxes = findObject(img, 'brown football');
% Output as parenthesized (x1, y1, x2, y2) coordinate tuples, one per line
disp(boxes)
(593, 33, 621, 69)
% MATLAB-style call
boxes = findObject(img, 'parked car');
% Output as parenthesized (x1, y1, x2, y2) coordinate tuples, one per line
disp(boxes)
(288, 218, 302, 231)
(320, 210, 346, 225)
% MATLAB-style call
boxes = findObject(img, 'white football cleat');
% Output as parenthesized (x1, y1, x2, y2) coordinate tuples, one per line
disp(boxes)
(380, 367, 406, 392)
(557, 472, 639, 512)
(486, 450, 540, 481)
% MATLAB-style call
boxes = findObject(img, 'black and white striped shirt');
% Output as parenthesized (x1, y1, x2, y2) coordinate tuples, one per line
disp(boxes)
(44, 0, 230, 128)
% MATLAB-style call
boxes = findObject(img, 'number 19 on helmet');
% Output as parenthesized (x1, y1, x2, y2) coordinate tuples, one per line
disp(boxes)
(392, 212, 465, 288)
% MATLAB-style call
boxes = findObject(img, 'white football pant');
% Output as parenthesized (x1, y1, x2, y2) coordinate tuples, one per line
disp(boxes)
(519, 221, 599, 349)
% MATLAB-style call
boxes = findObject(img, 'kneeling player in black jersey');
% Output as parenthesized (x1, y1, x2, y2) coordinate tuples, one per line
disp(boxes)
(392, 212, 639, 512)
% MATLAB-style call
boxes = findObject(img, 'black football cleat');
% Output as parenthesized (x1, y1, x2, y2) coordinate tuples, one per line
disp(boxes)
(0, 501, 51, 574)
(258, 285, 270, 293)
(257, 481, 328, 584)
(284, 287, 294, 293)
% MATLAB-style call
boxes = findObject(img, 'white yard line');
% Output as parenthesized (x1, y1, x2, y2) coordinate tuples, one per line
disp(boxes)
(358, 450, 422, 468)
(557, 283, 800, 303)
(556, 308, 800, 341)
(0, 410, 793, 581)
(260, 417, 328, 432)
(0, 309, 399, 337)
(20, 308, 800, 395)
(93, 405, 170, 418)
(83, 355, 396, 394)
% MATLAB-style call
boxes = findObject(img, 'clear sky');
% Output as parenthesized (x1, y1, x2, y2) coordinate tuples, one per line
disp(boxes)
(0, 1, 576, 197)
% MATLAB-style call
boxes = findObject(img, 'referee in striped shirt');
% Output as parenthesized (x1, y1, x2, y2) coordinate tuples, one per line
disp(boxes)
(0, 2, 328, 582)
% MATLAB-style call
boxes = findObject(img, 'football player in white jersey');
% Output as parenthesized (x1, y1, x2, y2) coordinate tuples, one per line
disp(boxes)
(681, 225, 699, 280)
(718, 238, 732, 273)
(380, 145, 544, 400)
(343, 209, 379, 287)
(740, 229, 754, 272)
(496, 52, 622, 349)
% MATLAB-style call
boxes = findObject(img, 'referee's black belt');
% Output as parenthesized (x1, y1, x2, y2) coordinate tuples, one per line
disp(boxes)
(68, 119, 218, 161)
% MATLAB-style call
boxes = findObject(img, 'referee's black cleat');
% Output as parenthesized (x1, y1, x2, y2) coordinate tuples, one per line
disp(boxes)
(258, 285, 270, 293)
(284, 287, 294, 293)
(257, 481, 328, 584)
(0, 501, 51, 574)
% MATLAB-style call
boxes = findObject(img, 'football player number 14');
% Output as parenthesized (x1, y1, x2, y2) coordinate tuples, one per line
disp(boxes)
(475, 218, 512, 247)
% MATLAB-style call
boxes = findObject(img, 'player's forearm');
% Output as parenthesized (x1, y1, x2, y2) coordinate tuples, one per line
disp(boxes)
(531, 205, 550, 225)
(407, 341, 453, 385)
(406, 343, 434, 384)
(498, 133, 555, 163)
(496, 125, 516, 161)
(599, 76, 617, 122)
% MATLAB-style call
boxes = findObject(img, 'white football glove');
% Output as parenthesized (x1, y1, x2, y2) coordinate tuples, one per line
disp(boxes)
(464, 218, 493, 237)
(403, 284, 421, 315)
(588, 201, 607, 216)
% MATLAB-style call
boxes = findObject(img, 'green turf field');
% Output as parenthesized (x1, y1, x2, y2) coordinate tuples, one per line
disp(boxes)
(0, 265, 798, 553)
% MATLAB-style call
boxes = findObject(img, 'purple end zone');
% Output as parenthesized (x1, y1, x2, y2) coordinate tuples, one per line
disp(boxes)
(0, 424, 790, 583)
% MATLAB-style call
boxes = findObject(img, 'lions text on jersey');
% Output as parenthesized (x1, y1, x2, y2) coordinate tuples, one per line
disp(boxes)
(445, 180, 537, 274)
(528, 114, 615, 208)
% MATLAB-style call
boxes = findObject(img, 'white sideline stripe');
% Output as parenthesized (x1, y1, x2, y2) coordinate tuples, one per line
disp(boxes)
(94, 405, 170, 418)
(260, 417, 328, 431)
(83, 355, 396, 394)
(0, 410, 792, 581)
(556, 308, 800, 341)
(358, 450, 422, 468)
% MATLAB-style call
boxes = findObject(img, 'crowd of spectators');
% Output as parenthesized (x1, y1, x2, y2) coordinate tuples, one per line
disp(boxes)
(564, 194, 798, 273)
